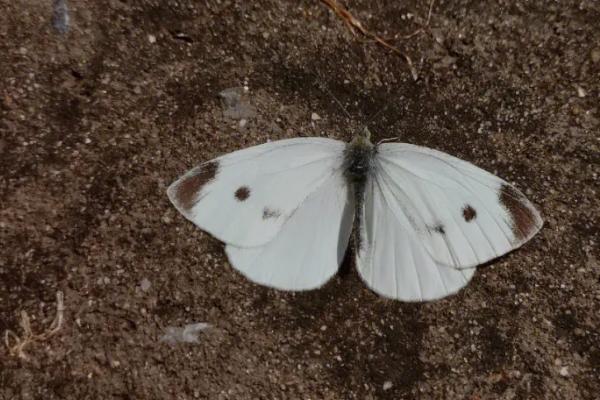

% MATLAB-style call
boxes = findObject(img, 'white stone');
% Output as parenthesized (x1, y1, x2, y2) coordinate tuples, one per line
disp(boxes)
(140, 278, 151, 292)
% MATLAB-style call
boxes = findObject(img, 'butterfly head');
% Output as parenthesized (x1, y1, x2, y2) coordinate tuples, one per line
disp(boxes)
(351, 127, 373, 146)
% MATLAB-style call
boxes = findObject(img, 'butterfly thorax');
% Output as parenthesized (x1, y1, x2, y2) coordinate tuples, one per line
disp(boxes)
(344, 135, 375, 182)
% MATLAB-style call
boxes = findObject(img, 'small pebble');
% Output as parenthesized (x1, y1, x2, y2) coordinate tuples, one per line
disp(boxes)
(148, 34, 157, 44)
(311, 112, 321, 121)
(52, 0, 70, 35)
(576, 86, 586, 98)
(559, 366, 569, 377)
(383, 381, 393, 391)
(591, 48, 600, 63)
(219, 87, 255, 120)
(160, 323, 211, 344)
(140, 278, 151, 292)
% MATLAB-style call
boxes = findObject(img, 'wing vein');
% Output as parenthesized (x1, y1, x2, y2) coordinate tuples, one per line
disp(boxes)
(374, 173, 424, 301)
(386, 154, 516, 250)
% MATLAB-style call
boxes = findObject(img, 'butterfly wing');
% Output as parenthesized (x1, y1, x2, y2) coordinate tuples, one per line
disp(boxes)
(357, 173, 476, 301)
(373, 143, 543, 270)
(167, 138, 346, 247)
(225, 170, 354, 291)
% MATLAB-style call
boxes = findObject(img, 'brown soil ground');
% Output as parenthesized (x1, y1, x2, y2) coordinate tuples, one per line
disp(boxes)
(1, 1, 598, 399)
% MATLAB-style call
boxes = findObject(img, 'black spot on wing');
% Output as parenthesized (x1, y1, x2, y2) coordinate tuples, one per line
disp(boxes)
(171, 161, 219, 210)
(462, 205, 477, 222)
(433, 224, 446, 234)
(235, 186, 250, 201)
(427, 223, 446, 235)
(262, 207, 282, 220)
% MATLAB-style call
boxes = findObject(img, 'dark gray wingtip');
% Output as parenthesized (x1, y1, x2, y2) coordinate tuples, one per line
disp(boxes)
(167, 161, 220, 212)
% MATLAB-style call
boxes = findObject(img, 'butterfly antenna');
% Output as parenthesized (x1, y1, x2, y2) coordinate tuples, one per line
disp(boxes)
(313, 79, 353, 121)
(363, 126, 372, 141)
(360, 101, 392, 134)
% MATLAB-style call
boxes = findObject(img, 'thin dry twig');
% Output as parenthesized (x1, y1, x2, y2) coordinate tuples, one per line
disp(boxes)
(4, 291, 65, 360)
(320, 0, 436, 80)
(320, 0, 425, 80)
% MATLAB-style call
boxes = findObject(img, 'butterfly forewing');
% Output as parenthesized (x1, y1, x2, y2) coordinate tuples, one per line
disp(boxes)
(373, 143, 543, 269)
(167, 138, 346, 247)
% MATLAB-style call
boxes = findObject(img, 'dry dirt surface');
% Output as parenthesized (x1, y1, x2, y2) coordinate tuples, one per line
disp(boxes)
(1, 1, 599, 399)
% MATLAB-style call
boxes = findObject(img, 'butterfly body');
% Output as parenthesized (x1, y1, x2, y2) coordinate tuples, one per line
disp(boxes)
(168, 134, 542, 302)
(343, 133, 376, 249)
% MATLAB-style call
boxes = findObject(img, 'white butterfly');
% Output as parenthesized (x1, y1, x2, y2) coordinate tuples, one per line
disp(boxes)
(167, 130, 542, 302)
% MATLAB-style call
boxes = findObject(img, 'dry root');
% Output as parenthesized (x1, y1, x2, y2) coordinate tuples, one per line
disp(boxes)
(319, 0, 436, 80)
(4, 291, 65, 360)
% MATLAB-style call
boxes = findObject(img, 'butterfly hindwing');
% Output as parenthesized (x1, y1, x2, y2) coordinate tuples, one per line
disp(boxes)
(167, 138, 346, 247)
(225, 170, 354, 291)
(356, 173, 476, 301)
